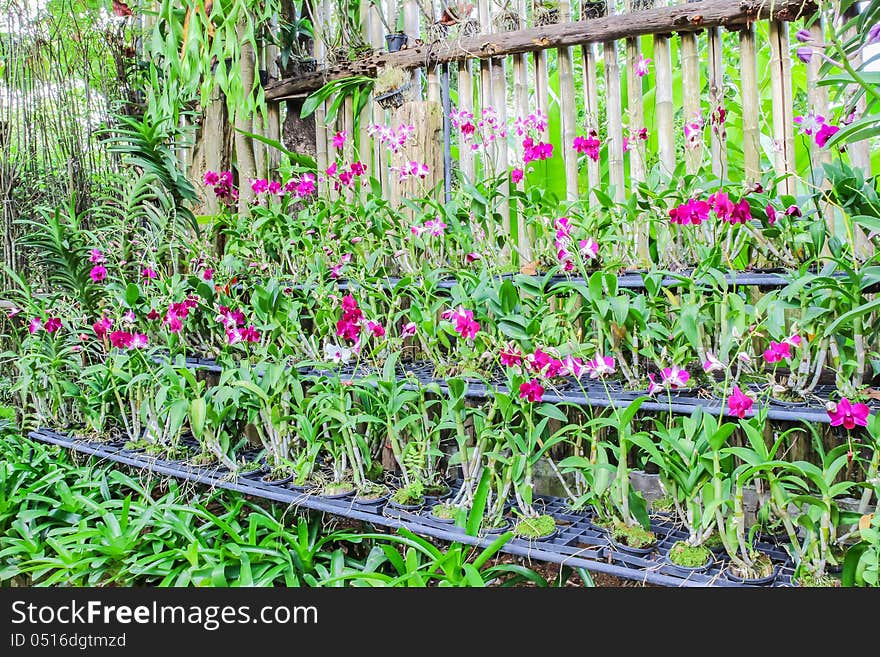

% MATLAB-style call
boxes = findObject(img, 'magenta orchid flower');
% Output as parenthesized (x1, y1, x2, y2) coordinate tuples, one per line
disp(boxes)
(815, 123, 839, 148)
(584, 355, 615, 379)
(578, 238, 599, 259)
(448, 306, 480, 340)
(28, 318, 42, 334)
(89, 265, 107, 282)
(93, 316, 113, 338)
(519, 379, 545, 403)
(647, 374, 663, 395)
(636, 54, 651, 77)
(527, 348, 553, 374)
(366, 321, 386, 338)
(142, 267, 158, 280)
(573, 131, 601, 162)
(500, 345, 523, 367)
(332, 131, 347, 149)
(669, 198, 711, 226)
(251, 179, 269, 194)
(89, 249, 105, 264)
(44, 317, 61, 333)
(424, 218, 447, 237)
(765, 204, 779, 224)
(465, 252, 482, 263)
(827, 397, 870, 429)
(727, 385, 754, 419)
(702, 352, 725, 374)
(660, 366, 690, 389)
(511, 168, 524, 184)
(401, 322, 417, 337)
(763, 341, 792, 364)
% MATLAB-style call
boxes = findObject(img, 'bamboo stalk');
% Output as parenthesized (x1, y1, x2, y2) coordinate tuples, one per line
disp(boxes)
(558, 0, 579, 202)
(513, 1, 530, 262)
(581, 42, 601, 200)
(370, 1, 389, 197)
(680, 29, 702, 174)
(768, 20, 796, 196)
(739, 23, 760, 184)
(604, 39, 625, 202)
(625, 1, 646, 187)
(266, 15, 282, 175)
(458, 59, 476, 182)
(707, 26, 727, 180)
(479, 0, 493, 132)
(842, 5, 871, 173)
(492, 56, 511, 254)
(654, 27, 674, 176)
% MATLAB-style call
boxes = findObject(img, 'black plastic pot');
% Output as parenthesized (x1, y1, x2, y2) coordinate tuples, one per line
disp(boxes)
(386, 497, 424, 512)
(375, 87, 407, 110)
(320, 487, 355, 499)
(351, 493, 389, 511)
(385, 32, 407, 52)
(724, 564, 779, 586)
(662, 553, 713, 577)
(239, 466, 269, 480)
(428, 505, 457, 524)
(260, 473, 293, 486)
(483, 517, 513, 535)
(581, 1, 607, 19)
(608, 536, 657, 557)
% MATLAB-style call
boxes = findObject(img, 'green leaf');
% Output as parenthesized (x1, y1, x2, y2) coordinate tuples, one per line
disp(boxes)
(124, 283, 140, 307)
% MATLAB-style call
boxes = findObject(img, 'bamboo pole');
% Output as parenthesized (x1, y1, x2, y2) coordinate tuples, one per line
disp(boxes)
(370, 1, 389, 197)
(604, 39, 625, 202)
(843, 5, 871, 173)
(739, 23, 760, 184)
(680, 28, 702, 174)
(458, 59, 476, 182)
(478, 0, 493, 130)
(625, 1, 646, 187)
(266, 14, 282, 175)
(513, 0, 530, 262)
(581, 41, 600, 201)
(492, 56, 511, 252)
(707, 25, 727, 180)
(558, 0, 579, 202)
(806, 19, 831, 178)
(654, 31, 674, 176)
(768, 20, 796, 196)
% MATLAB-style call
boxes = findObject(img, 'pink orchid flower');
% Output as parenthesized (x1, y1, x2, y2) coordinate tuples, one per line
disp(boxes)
(584, 355, 615, 379)
(90, 265, 107, 282)
(636, 54, 651, 77)
(827, 398, 870, 430)
(660, 366, 690, 389)
(727, 385, 754, 419)
(519, 379, 545, 403)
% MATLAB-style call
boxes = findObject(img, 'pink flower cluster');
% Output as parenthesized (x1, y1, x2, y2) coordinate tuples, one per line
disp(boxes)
(765, 203, 801, 225)
(623, 128, 648, 153)
(763, 334, 802, 364)
(573, 130, 601, 162)
(519, 379, 544, 403)
(647, 366, 690, 394)
(442, 306, 480, 340)
(451, 107, 507, 152)
(669, 192, 752, 226)
(390, 161, 430, 182)
(326, 161, 368, 190)
(368, 123, 415, 154)
(214, 305, 260, 345)
(204, 171, 238, 204)
(28, 317, 62, 334)
(336, 294, 364, 343)
(554, 217, 599, 272)
(794, 112, 839, 148)
(108, 330, 149, 350)
(411, 218, 447, 237)
(522, 136, 554, 165)
(827, 397, 870, 429)
(513, 110, 548, 137)
(727, 385, 753, 418)
(163, 296, 200, 334)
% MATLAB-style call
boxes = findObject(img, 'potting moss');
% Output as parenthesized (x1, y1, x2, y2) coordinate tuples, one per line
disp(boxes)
(731, 551, 775, 580)
(650, 495, 676, 513)
(669, 541, 711, 568)
(514, 514, 556, 538)
(612, 522, 657, 549)
(323, 482, 354, 495)
(431, 502, 457, 520)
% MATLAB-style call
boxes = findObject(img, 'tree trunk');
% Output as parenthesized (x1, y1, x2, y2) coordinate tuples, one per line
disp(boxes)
(282, 98, 317, 157)
(235, 17, 258, 212)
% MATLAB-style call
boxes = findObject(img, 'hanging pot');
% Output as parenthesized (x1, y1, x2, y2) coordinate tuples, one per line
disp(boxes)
(385, 32, 408, 53)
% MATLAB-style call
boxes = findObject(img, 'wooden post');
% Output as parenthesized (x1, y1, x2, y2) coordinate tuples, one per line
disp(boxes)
(558, 0, 579, 202)
(739, 23, 760, 184)
(707, 26, 727, 180)
(478, 0, 493, 142)
(492, 57, 511, 250)
(369, 1, 388, 196)
(604, 39, 625, 202)
(653, 27, 675, 177)
(843, 5, 872, 173)
(266, 15, 282, 175)
(513, 0, 530, 262)
(680, 29, 702, 174)
(768, 20, 796, 196)
(581, 42, 601, 201)
(390, 101, 443, 207)
(457, 60, 476, 182)
(625, 1, 646, 187)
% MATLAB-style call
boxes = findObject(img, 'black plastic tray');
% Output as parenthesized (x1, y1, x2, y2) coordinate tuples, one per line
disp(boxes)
(29, 428, 797, 588)
(174, 356, 868, 425)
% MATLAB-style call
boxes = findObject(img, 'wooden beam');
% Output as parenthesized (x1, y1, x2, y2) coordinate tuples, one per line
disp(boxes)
(265, 0, 817, 100)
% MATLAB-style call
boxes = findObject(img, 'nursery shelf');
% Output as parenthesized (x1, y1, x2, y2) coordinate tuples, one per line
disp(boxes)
(281, 268, 878, 294)
(177, 356, 872, 425)
(29, 428, 797, 588)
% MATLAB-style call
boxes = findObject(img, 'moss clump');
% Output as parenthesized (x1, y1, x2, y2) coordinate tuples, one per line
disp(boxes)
(392, 480, 424, 505)
(123, 439, 150, 451)
(704, 532, 724, 549)
(651, 495, 676, 513)
(669, 541, 711, 568)
(612, 521, 657, 549)
(355, 483, 387, 501)
(795, 571, 840, 588)
(514, 514, 556, 539)
(424, 482, 450, 497)
(322, 482, 354, 496)
(431, 502, 458, 520)
(374, 66, 408, 95)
